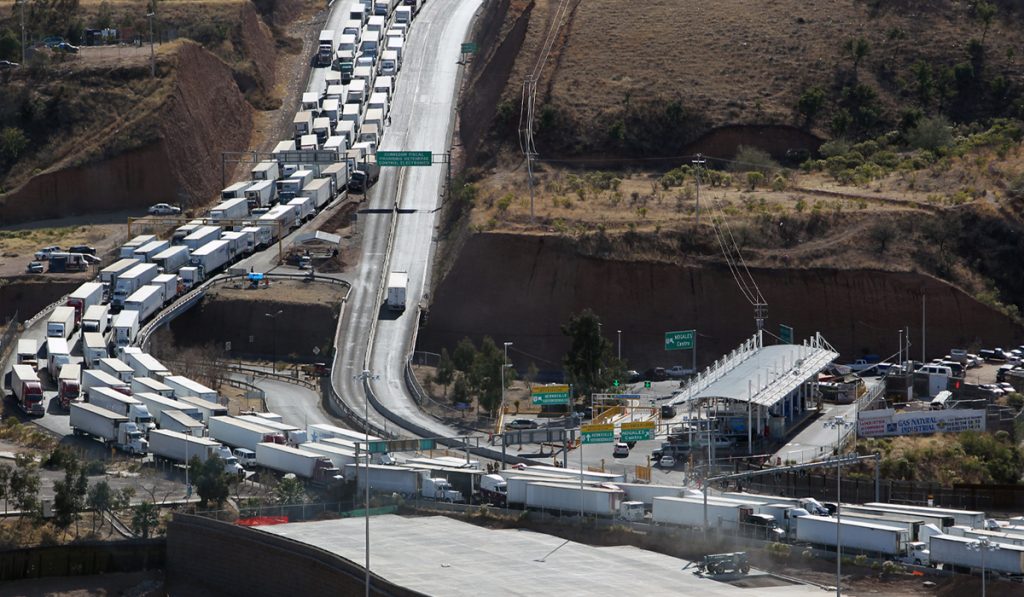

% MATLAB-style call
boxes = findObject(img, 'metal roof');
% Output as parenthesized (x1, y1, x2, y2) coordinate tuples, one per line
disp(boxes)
(294, 230, 341, 246)
(674, 340, 837, 408)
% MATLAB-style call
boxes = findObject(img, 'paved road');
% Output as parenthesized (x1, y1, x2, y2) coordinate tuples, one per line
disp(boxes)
(249, 376, 333, 428)
(332, 0, 481, 439)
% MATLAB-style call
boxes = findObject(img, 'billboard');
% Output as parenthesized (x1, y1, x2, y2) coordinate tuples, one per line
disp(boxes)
(857, 408, 986, 438)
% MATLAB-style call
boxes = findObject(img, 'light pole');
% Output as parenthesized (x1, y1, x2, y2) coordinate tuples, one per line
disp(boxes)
(967, 537, 999, 597)
(825, 415, 852, 597)
(354, 368, 378, 597)
(265, 310, 282, 372)
(617, 329, 622, 361)
(501, 341, 513, 416)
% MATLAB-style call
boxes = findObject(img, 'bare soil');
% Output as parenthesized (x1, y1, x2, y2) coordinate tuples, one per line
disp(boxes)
(209, 277, 346, 305)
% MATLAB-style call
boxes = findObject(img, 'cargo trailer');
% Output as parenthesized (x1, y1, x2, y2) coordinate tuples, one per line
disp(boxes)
(163, 375, 218, 402)
(47, 306, 76, 339)
(66, 282, 104, 323)
(303, 177, 333, 209)
(57, 364, 81, 409)
(190, 239, 231, 276)
(82, 332, 108, 368)
(160, 409, 205, 435)
(256, 442, 340, 483)
(182, 226, 222, 251)
(89, 386, 154, 430)
(222, 181, 249, 199)
(112, 263, 158, 307)
(244, 180, 275, 210)
(11, 364, 45, 416)
(46, 337, 72, 380)
(930, 533, 1024, 574)
(526, 482, 623, 517)
(151, 273, 179, 304)
(70, 402, 147, 454)
(135, 392, 202, 423)
(16, 339, 38, 366)
(133, 240, 171, 263)
(112, 310, 139, 348)
(122, 284, 163, 322)
(210, 197, 250, 223)
(131, 376, 174, 397)
(209, 416, 284, 451)
(239, 226, 273, 252)
(176, 395, 228, 423)
(81, 304, 109, 334)
(100, 258, 140, 288)
(148, 429, 244, 475)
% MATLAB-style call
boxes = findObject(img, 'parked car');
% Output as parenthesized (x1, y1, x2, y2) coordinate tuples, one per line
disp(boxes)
(26, 261, 44, 274)
(966, 354, 984, 368)
(148, 203, 181, 215)
(34, 246, 61, 260)
(55, 42, 79, 54)
(643, 367, 667, 382)
(625, 370, 641, 383)
(612, 443, 630, 458)
(660, 404, 677, 419)
(665, 365, 694, 379)
(506, 418, 538, 430)
(658, 455, 676, 468)
(978, 349, 1002, 362)
(997, 365, 1021, 383)
(67, 245, 96, 255)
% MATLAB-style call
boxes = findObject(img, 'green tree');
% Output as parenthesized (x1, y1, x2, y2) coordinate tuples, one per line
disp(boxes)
(452, 337, 476, 373)
(451, 375, 470, 405)
(274, 476, 306, 505)
(87, 480, 113, 533)
(912, 61, 934, 108)
(561, 309, 614, 398)
(9, 459, 41, 521)
(434, 348, 454, 396)
(0, 127, 29, 166)
(188, 455, 231, 508)
(0, 29, 20, 62)
(746, 171, 765, 190)
(844, 37, 870, 76)
(95, 0, 114, 30)
(469, 337, 506, 415)
(906, 116, 953, 151)
(53, 461, 87, 537)
(797, 86, 826, 127)
(975, 1, 997, 44)
(131, 502, 159, 538)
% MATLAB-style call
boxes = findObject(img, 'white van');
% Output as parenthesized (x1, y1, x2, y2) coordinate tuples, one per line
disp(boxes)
(916, 364, 953, 397)
(930, 390, 953, 410)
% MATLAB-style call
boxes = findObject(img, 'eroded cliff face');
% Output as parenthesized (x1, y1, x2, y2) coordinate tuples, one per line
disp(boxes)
(419, 233, 1023, 372)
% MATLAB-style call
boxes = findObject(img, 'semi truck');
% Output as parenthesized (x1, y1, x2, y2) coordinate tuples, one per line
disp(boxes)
(251, 160, 280, 182)
(70, 402, 148, 454)
(119, 235, 156, 259)
(149, 429, 245, 475)
(89, 386, 155, 431)
(81, 369, 130, 399)
(151, 274, 179, 304)
(244, 180, 275, 210)
(298, 442, 363, 469)
(237, 415, 307, 445)
(221, 230, 247, 257)
(221, 181, 249, 199)
(66, 282, 104, 323)
(135, 392, 202, 423)
(46, 337, 72, 380)
(81, 304, 110, 334)
(348, 157, 380, 193)
(98, 357, 134, 383)
(386, 272, 408, 311)
(133, 239, 171, 263)
(209, 416, 285, 451)
(238, 226, 273, 253)
(209, 197, 249, 223)
(795, 515, 930, 565)
(131, 377, 174, 397)
(480, 474, 508, 505)
(303, 178, 333, 209)
(151, 246, 191, 274)
(317, 29, 336, 66)
(100, 258, 140, 287)
(652, 496, 785, 540)
(256, 443, 341, 483)
(286, 197, 314, 223)
(176, 395, 228, 423)
(525, 482, 623, 516)
(160, 409, 205, 435)
(112, 263, 159, 307)
(82, 332, 109, 368)
(123, 285, 163, 322)
(862, 502, 987, 530)
(930, 533, 1024, 575)
(122, 349, 171, 380)
(190, 239, 231, 276)
(307, 423, 383, 444)
(292, 110, 312, 138)
(57, 364, 81, 409)
(183, 226, 222, 251)
(163, 375, 218, 402)
(11, 364, 45, 416)
(343, 464, 463, 501)
(16, 339, 38, 366)
(47, 306, 76, 339)
(112, 310, 140, 348)
(258, 205, 297, 241)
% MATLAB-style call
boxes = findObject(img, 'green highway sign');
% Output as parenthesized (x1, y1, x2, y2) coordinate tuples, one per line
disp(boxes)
(780, 324, 794, 344)
(665, 329, 695, 351)
(461, 42, 478, 54)
(581, 423, 614, 445)
(620, 421, 655, 442)
(419, 439, 436, 450)
(368, 441, 389, 454)
(532, 384, 570, 405)
(377, 151, 433, 167)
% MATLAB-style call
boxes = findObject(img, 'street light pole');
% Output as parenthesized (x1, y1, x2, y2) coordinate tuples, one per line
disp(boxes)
(825, 415, 851, 597)
(354, 368, 379, 597)
(968, 537, 999, 597)
(617, 330, 622, 361)
(501, 342, 513, 418)
(265, 310, 282, 372)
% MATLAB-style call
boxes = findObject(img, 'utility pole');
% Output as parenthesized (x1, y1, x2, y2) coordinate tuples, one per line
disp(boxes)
(692, 154, 706, 227)
(18, 0, 26, 66)
(146, 12, 156, 78)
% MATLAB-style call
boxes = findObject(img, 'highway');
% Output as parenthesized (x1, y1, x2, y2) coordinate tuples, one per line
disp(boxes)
(251, 376, 333, 428)
(331, 0, 482, 441)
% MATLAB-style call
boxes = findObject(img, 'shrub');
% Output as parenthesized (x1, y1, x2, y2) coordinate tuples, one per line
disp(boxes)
(732, 146, 779, 175)
(746, 171, 765, 190)
(907, 117, 953, 151)
(771, 174, 787, 191)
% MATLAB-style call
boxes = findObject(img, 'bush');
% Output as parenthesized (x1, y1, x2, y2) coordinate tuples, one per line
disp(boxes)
(732, 146, 779, 175)
(746, 171, 764, 190)
(906, 116, 953, 151)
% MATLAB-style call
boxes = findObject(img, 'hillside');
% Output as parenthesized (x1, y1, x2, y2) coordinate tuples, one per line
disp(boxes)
(0, 0, 313, 225)
(463, 0, 1024, 161)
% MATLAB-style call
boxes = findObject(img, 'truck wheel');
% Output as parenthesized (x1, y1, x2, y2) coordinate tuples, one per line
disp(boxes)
(740, 563, 750, 574)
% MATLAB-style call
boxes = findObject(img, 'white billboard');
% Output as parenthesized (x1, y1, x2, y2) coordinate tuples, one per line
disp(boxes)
(857, 408, 986, 438)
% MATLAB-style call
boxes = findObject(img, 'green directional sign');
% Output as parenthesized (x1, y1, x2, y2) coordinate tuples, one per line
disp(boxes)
(620, 421, 655, 442)
(780, 324, 794, 344)
(581, 424, 614, 445)
(532, 384, 570, 405)
(368, 440, 389, 454)
(665, 329, 695, 351)
(460, 42, 478, 54)
(377, 151, 433, 167)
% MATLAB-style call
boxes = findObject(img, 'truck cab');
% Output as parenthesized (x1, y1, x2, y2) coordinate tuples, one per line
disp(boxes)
(421, 477, 464, 502)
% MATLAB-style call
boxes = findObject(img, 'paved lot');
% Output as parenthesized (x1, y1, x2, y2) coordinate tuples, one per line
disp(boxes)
(259, 515, 820, 596)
